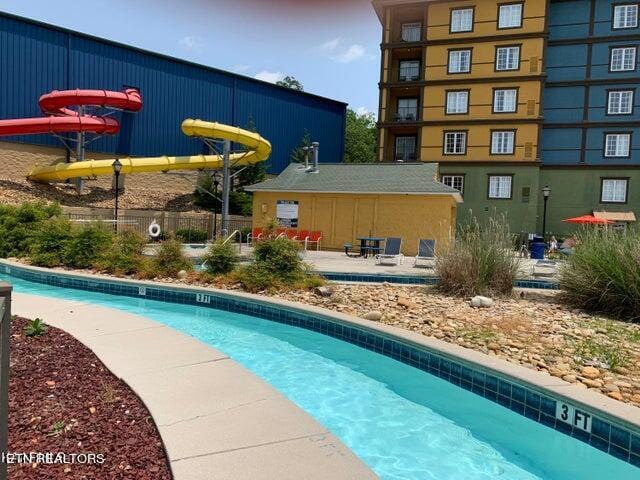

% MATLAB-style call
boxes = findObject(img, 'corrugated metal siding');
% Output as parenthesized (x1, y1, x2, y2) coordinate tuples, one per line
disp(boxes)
(0, 13, 346, 173)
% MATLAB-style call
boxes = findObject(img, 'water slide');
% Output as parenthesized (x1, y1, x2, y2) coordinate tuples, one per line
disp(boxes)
(0, 89, 271, 182)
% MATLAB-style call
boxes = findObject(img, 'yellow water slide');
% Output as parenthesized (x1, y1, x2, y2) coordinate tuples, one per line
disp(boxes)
(27, 119, 272, 182)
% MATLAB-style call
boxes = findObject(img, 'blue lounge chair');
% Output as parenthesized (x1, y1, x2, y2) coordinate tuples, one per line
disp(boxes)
(376, 237, 404, 265)
(414, 239, 436, 267)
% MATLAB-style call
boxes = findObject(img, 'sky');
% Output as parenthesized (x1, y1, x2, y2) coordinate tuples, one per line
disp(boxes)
(0, 0, 382, 117)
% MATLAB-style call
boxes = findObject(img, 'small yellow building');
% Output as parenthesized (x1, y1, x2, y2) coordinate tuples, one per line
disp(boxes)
(246, 163, 462, 256)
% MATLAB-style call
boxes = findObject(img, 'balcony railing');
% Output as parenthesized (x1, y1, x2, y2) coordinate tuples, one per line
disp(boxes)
(400, 24, 422, 42)
(399, 65, 420, 82)
(392, 108, 418, 122)
(394, 151, 417, 162)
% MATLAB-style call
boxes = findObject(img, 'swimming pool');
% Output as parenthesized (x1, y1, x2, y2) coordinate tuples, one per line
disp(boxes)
(3, 272, 639, 480)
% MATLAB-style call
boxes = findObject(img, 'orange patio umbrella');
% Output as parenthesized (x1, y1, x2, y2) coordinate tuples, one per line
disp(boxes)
(562, 215, 613, 225)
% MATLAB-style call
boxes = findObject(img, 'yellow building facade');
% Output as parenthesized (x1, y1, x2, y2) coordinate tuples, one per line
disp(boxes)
(374, 0, 546, 165)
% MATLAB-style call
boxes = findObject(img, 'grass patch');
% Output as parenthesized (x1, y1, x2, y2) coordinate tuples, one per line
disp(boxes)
(560, 227, 640, 320)
(437, 214, 520, 297)
(574, 337, 629, 371)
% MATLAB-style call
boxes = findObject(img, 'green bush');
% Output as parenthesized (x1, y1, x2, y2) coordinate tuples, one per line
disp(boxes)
(0, 202, 62, 258)
(30, 217, 74, 267)
(560, 228, 640, 320)
(253, 237, 302, 279)
(63, 222, 114, 269)
(175, 227, 208, 243)
(151, 237, 192, 277)
(202, 241, 238, 275)
(97, 231, 146, 276)
(436, 214, 521, 297)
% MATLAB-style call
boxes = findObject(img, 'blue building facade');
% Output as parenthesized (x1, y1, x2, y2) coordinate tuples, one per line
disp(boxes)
(0, 12, 347, 174)
(539, 0, 640, 230)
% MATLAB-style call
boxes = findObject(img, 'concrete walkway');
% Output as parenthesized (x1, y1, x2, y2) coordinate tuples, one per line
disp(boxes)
(12, 293, 376, 480)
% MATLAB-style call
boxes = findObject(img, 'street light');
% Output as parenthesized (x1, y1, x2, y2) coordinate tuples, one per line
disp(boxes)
(112, 159, 122, 233)
(212, 171, 222, 239)
(542, 185, 551, 239)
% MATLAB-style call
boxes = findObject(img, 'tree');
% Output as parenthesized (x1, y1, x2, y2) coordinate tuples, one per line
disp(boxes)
(290, 129, 312, 164)
(276, 76, 304, 91)
(344, 108, 377, 163)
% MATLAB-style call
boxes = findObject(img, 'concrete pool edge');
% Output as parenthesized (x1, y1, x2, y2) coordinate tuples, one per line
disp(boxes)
(1, 259, 639, 467)
(9, 293, 377, 480)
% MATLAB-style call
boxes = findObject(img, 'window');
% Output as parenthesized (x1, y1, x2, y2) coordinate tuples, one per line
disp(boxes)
(601, 179, 628, 203)
(395, 136, 416, 161)
(498, 3, 523, 29)
(446, 91, 469, 114)
(613, 4, 638, 29)
(493, 89, 518, 113)
(441, 175, 464, 194)
(448, 49, 472, 73)
(451, 8, 474, 32)
(401, 22, 422, 42)
(491, 131, 516, 155)
(610, 47, 637, 71)
(605, 133, 631, 157)
(608, 90, 634, 114)
(396, 98, 418, 121)
(496, 46, 520, 71)
(444, 132, 467, 155)
(399, 60, 420, 81)
(488, 175, 513, 199)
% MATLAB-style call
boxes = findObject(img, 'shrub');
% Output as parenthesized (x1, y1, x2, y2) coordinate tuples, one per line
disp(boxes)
(63, 222, 114, 269)
(175, 227, 208, 243)
(97, 231, 146, 276)
(436, 214, 520, 297)
(560, 227, 640, 320)
(202, 241, 238, 275)
(253, 237, 302, 280)
(234, 265, 274, 292)
(30, 217, 74, 267)
(151, 237, 192, 277)
(24, 318, 47, 337)
(0, 202, 61, 258)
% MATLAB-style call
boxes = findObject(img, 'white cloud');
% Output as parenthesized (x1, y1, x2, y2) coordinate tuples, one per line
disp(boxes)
(233, 65, 251, 73)
(356, 107, 370, 116)
(318, 37, 365, 64)
(178, 35, 203, 54)
(254, 70, 285, 83)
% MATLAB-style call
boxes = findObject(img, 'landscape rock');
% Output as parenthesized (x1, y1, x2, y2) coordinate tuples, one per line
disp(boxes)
(362, 311, 383, 322)
(470, 296, 494, 308)
(313, 286, 334, 298)
(177, 270, 188, 279)
(581, 366, 601, 379)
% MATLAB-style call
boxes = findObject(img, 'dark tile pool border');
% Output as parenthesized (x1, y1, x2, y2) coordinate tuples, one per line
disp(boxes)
(315, 271, 560, 290)
(2, 262, 638, 468)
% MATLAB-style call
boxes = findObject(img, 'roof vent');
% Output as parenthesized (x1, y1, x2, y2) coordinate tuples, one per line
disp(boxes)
(307, 142, 320, 173)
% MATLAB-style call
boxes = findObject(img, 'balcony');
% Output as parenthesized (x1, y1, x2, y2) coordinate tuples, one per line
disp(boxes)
(399, 63, 420, 82)
(393, 107, 419, 122)
(399, 23, 422, 43)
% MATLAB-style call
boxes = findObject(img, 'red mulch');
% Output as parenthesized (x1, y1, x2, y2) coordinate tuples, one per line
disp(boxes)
(8, 317, 172, 479)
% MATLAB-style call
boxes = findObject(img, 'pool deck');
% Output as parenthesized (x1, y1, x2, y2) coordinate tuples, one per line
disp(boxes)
(11, 293, 377, 480)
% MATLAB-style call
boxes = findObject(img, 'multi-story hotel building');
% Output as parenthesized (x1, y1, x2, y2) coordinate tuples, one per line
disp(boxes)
(372, 0, 639, 234)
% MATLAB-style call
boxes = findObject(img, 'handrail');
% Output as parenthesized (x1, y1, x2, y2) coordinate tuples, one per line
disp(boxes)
(222, 230, 243, 254)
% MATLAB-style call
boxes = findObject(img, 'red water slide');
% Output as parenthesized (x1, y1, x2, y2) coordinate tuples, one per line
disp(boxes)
(0, 88, 143, 137)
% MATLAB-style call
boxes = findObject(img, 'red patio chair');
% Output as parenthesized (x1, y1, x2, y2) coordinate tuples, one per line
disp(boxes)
(306, 231, 322, 251)
(275, 228, 287, 238)
(247, 227, 263, 245)
(286, 229, 299, 240)
(296, 230, 310, 246)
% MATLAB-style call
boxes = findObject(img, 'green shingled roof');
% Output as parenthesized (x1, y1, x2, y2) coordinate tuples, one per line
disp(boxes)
(245, 163, 461, 200)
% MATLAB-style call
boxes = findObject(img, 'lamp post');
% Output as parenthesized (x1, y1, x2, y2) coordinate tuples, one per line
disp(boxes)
(542, 185, 551, 239)
(212, 171, 221, 239)
(112, 159, 122, 233)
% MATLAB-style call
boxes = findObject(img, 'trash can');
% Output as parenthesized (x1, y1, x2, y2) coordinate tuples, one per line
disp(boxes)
(530, 241, 546, 260)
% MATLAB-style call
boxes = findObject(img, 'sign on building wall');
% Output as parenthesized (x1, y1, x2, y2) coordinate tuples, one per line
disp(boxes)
(277, 200, 299, 227)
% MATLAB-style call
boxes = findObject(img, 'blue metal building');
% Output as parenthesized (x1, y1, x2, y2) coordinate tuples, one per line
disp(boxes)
(0, 12, 347, 174)
(543, 0, 640, 166)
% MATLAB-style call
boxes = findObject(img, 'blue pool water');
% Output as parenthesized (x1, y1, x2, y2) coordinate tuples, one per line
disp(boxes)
(3, 274, 638, 480)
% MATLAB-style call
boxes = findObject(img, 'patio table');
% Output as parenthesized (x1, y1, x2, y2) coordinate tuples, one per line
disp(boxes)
(356, 237, 385, 258)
